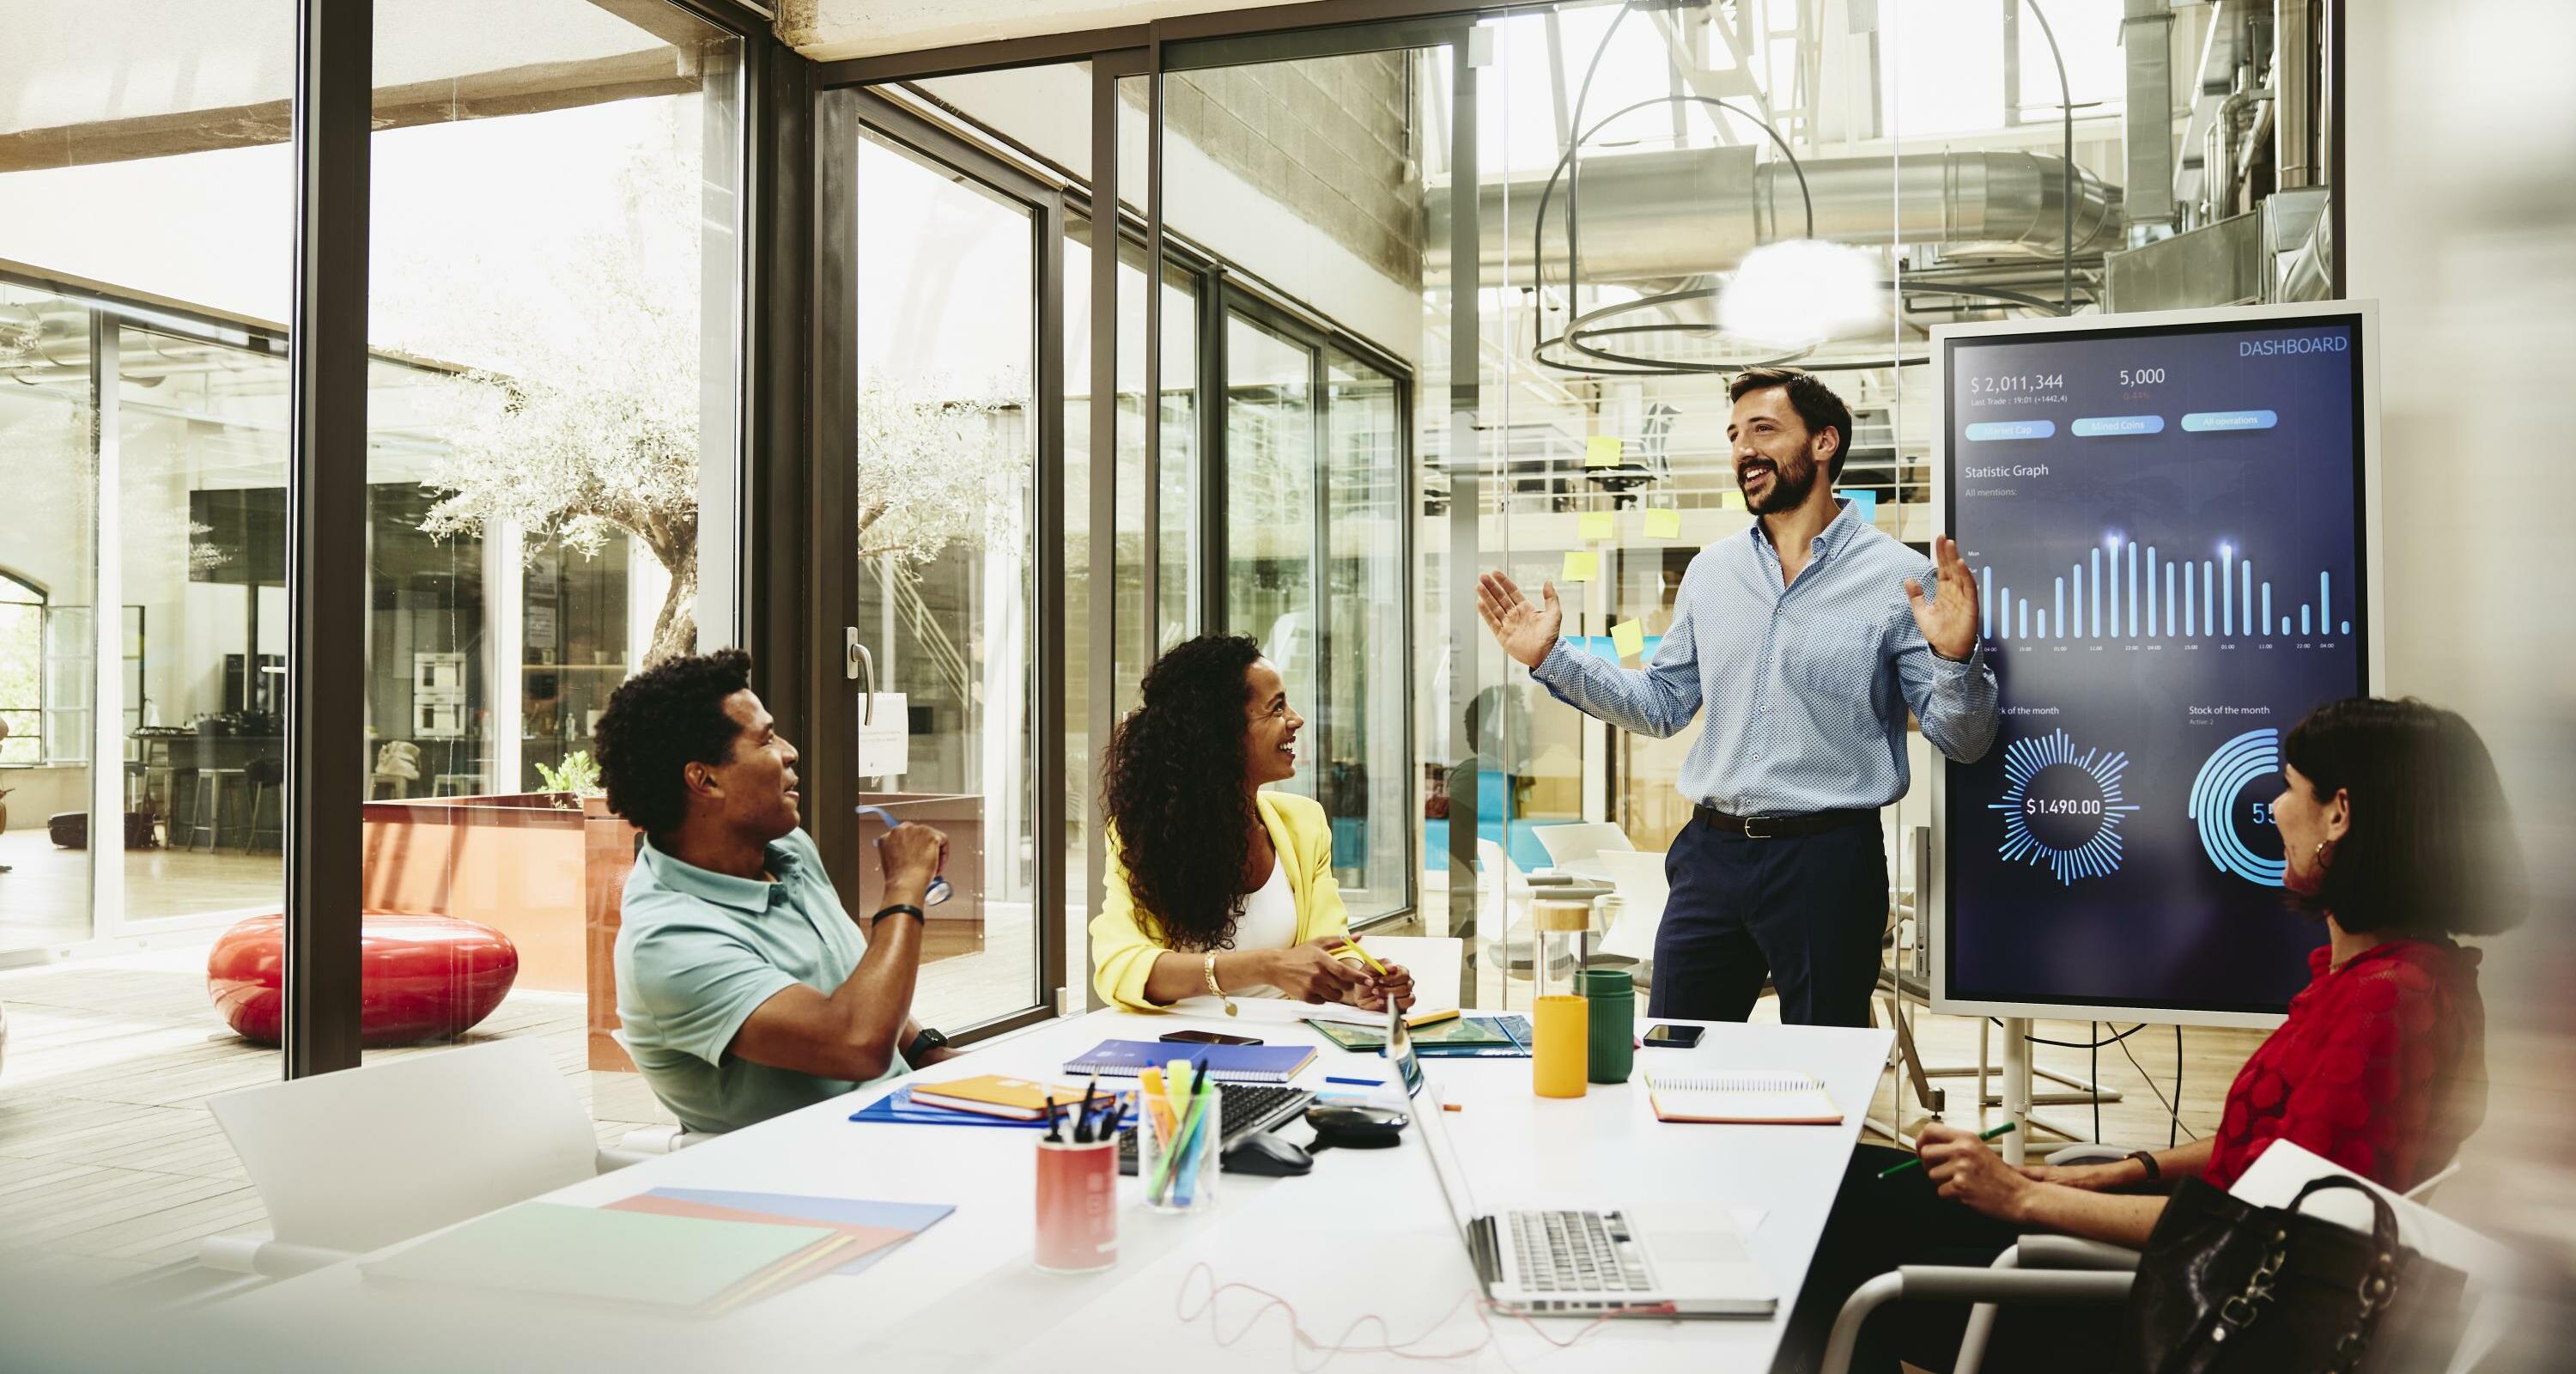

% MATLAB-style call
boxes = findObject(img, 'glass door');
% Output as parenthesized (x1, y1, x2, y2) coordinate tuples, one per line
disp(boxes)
(844, 103, 1060, 1036)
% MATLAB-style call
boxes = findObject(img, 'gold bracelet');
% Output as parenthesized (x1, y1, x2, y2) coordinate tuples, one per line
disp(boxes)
(1202, 951, 1236, 1017)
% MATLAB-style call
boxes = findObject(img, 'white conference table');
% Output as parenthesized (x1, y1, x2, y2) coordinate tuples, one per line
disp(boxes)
(223, 1008, 1891, 1372)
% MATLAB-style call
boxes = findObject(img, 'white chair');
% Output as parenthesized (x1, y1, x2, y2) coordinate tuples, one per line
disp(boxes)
(200, 1038, 643, 1280)
(1589, 849, 1669, 982)
(1532, 821, 1635, 875)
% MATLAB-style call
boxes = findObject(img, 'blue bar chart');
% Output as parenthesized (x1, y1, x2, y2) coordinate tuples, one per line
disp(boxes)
(1976, 540, 2350, 645)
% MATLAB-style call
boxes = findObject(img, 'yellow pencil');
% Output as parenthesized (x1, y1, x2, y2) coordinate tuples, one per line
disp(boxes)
(1337, 937, 1390, 976)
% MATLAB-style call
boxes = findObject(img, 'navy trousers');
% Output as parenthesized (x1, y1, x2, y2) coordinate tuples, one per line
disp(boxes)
(1647, 815, 1887, 1028)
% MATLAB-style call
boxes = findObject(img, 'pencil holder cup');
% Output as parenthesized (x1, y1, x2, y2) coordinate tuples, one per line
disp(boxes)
(1033, 1135, 1118, 1273)
(1138, 1082, 1222, 1214)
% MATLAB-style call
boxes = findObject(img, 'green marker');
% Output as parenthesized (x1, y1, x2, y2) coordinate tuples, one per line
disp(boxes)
(1879, 1121, 2017, 1178)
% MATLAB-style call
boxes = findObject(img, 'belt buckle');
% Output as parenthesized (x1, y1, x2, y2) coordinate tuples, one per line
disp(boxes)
(1741, 814, 1771, 841)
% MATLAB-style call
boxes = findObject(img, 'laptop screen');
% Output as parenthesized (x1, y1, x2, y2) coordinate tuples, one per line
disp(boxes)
(1387, 999, 1479, 1239)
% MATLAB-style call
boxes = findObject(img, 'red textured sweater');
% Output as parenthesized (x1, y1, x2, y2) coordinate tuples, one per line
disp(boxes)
(2203, 939, 2486, 1193)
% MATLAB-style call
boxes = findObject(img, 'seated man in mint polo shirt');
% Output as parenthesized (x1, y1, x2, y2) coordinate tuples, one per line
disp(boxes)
(597, 648, 958, 1134)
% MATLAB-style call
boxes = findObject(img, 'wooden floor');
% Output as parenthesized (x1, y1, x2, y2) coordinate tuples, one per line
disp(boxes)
(0, 945, 677, 1286)
(0, 830, 286, 953)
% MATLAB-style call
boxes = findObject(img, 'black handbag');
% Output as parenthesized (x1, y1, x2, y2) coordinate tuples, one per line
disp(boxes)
(2124, 1173, 2467, 1374)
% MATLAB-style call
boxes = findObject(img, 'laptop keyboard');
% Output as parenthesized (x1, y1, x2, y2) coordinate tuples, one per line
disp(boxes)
(1115, 1085, 1314, 1176)
(1509, 1209, 1650, 1294)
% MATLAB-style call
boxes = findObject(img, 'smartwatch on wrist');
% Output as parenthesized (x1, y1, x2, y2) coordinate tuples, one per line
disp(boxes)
(2124, 1149, 2162, 1182)
(904, 1026, 949, 1063)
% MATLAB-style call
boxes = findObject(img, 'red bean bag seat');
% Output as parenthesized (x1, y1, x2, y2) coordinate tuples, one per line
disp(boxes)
(208, 911, 519, 1047)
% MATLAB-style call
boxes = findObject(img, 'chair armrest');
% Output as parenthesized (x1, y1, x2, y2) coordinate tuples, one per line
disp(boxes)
(1823, 1267, 2135, 1374)
(2046, 1143, 2136, 1168)
(2014, 1235, 2144, 1272)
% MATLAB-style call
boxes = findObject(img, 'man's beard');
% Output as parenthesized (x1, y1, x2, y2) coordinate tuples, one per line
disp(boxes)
(1741, 453, 1820, 514)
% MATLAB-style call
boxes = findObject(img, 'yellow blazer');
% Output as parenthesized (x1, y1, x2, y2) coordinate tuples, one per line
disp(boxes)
(1090, 789, 1352, 1012)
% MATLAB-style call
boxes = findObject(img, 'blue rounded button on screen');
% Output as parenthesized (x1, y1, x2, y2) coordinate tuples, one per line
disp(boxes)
(2071, 415, 2166, 437)
(2180, 410, 2278, 432)
(1965, 420, 2057, 441)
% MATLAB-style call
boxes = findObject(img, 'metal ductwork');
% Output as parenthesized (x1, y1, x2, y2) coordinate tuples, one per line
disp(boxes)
(1425, 145, 2124, 285)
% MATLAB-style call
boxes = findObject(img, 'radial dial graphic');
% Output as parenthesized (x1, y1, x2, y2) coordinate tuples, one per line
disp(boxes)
(1988, 728, 2141, 885)
(2189, 727, 2287, 886)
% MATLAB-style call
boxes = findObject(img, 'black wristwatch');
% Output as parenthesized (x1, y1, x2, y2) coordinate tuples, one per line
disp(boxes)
(869, 902, 925, 928)
(905, 1026, 949, 1062)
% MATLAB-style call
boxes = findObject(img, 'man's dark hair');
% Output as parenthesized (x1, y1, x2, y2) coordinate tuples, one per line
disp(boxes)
(1729, 366, 1856, 481)
(594, 648, 756, 841)
(2281, 696, 2528, 939)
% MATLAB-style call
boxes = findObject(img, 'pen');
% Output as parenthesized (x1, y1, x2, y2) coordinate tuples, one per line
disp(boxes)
(1878, 1122, 2017, 1178)
(1325, 1076, 1385, 1087)
(1335, 937, 1391, 977)
(1074, 1077, 1098, 1144)
(1042, 1095, 1062, 1144)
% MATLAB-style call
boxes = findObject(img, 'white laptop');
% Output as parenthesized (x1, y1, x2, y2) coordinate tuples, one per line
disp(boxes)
(1386, 1003, 1775, 1318)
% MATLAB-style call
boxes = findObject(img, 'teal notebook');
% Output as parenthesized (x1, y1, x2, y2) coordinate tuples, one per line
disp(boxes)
(359, 1202, 844, 1313)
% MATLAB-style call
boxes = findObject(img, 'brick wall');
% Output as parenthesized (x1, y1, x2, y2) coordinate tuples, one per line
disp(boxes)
(1141, 52, 1421, 288)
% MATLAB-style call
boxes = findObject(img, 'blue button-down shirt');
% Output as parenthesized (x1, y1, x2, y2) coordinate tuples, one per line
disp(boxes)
(1532, 499, 1999, 816)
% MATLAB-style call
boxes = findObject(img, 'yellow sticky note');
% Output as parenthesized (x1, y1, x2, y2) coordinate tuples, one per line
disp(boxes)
(1561, 550, 1598, 583)
(1577, 511, 1614, 541)
(1611, 619, 1646, 660)
(1584, 435, 1622, 468)
(1643, 508, 1680, 539)
(1722, 490, 1747, 512)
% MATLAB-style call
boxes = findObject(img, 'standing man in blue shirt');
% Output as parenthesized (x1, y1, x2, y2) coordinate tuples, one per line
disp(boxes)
(598, 648, 959, 1134)
(1477, 368, 1996, 1027)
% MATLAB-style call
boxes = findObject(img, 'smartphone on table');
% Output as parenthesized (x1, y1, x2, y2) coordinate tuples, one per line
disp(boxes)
(1641, 1024, 1704, 1048)
(1160, 1030, 1264, 1047)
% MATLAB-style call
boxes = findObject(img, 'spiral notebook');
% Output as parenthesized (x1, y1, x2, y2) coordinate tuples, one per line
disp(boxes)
(1644, 1069, 1842, 1125)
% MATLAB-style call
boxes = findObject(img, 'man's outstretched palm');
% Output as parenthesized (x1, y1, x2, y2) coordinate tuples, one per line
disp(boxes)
(1478, 570, 1562, 668)
(1905, 535, 1981, 660)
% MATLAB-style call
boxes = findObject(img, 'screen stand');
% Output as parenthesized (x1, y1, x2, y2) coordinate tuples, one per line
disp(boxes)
(2000, 1018, 2032, 1164)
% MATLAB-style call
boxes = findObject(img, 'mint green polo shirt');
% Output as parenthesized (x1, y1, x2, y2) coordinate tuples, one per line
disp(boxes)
(614, 827, 907, 1134)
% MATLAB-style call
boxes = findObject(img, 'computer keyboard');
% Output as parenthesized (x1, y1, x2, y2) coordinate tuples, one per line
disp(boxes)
(1115, 1084, 1315, 1176)
(1509, 1209, 1649, 1294)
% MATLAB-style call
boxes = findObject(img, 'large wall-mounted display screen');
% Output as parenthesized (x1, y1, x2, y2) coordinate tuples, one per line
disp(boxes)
(1935, 306, 2375, 1021)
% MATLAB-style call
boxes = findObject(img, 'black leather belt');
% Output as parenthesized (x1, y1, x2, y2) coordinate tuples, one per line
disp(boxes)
(1696, 805, 1877, 839)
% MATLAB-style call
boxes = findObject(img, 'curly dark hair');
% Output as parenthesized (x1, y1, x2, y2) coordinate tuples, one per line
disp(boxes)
(2281, 696, 2528, 938)
(1102, 633, 1265, 952)
(593, 647, 756, 842)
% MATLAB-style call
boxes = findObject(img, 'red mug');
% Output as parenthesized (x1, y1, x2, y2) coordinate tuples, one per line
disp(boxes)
(1034, 1137, 1118, 1274)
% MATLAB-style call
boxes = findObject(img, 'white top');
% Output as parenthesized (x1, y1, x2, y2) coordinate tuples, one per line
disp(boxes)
(220, 1011, 1896, 1373)
(1221, 853, 1296, 998)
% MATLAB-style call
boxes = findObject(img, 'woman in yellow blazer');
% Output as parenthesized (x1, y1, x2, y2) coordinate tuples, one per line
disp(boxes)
(1092, 634, 1414, 1012)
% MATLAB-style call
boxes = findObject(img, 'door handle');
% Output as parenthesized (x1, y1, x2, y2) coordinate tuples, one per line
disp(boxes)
(847, 628, 875, 726)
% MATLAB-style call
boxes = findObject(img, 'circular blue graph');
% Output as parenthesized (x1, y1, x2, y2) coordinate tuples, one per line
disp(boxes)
(1988, 729, 2140, 885)
(2189, 728, 2286, 886)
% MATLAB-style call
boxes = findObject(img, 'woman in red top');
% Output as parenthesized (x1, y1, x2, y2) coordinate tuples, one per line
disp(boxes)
(1789, 697, 2525, 1373)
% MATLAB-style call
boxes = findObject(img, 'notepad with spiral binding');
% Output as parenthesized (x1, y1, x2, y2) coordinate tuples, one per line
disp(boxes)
(1644, 1069, 1842, 1125)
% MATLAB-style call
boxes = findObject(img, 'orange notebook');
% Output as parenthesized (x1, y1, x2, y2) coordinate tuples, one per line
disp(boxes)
(906, 1073, 1095, 1121)
(1644, 1070, 1843, 1125)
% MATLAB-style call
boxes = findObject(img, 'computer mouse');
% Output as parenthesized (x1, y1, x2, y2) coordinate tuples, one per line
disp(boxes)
(1222, 1131, 1314, 1176)
(1304, 1103, 1409, 1148)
